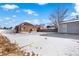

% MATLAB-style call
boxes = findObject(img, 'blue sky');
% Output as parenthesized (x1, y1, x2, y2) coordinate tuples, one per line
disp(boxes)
(0, 3, 78, 27)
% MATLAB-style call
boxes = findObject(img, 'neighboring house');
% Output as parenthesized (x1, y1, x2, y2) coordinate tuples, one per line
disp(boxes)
(14, 22, 41, 33)
(46, 25, 55, 29)
(37, 25, 57, 32)
(58, 20, 79, 34)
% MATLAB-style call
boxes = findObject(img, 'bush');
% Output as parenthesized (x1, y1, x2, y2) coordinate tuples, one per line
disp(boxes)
(0, 34, 38, 56)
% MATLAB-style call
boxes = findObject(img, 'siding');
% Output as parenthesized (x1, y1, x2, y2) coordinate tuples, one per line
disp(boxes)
(67, 22, 79, 34)
(58, 23, 67, 33)
(58, 21, 79, 34)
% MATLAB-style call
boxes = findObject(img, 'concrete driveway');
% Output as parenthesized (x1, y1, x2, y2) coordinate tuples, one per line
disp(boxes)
(0, 30, 79, 56)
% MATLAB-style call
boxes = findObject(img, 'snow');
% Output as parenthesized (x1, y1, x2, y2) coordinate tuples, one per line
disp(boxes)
(0, 29, 79, 56)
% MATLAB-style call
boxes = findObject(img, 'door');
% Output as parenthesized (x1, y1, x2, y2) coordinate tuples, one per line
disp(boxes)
(62, 24, 67, 33)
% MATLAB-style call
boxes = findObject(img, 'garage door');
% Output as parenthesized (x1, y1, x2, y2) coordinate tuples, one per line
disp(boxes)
(62, 24, 67, 33)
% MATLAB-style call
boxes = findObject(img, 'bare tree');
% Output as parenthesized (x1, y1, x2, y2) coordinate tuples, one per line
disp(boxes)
(50, 7, 68, 29)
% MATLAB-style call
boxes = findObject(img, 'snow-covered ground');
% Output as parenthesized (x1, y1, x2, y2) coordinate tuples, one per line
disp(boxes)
(0, 29, 79, 56)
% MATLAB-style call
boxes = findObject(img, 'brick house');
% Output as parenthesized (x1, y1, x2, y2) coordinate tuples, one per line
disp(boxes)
(14, 22, 41, 33)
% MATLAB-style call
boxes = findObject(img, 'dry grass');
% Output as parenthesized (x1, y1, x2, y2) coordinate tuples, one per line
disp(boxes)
(0, 34, 38, 56)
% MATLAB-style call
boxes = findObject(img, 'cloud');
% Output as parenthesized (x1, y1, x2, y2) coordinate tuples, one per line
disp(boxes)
(37, 3, 48, 5)
(0, 17, 16, 27)
(5, 17, 10, 20)
(16, 10, 20, 13)
(23, 9, 34, 14)
(32, 19, 40, 25)
(23, 9, 39, 16)
(71, 12, 77, 16)
(24, 20, 31, 23)
(12, 15, 16, 18)
(0, 4, 19, 10)
(0, 19, 3, 21)
(24, 19, 51, 25)
(74, 3, 79, 13)
(4, 23, 9, 25)
(9, 19, 15, 23)
(4, 17, 16, 24)
(33, 13, 39, 16)
(24, 19, 40, 25)
(71, 3, 79, 16)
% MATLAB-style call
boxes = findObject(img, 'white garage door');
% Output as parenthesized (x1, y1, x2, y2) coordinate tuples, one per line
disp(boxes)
(62, 24, 67, 33)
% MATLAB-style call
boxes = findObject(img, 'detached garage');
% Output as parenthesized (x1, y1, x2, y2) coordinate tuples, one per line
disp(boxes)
(58, 20, 79, 34)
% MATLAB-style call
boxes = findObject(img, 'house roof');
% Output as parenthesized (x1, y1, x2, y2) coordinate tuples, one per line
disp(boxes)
(20, 22, 34, 26)
(61, 20, 79, 24)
